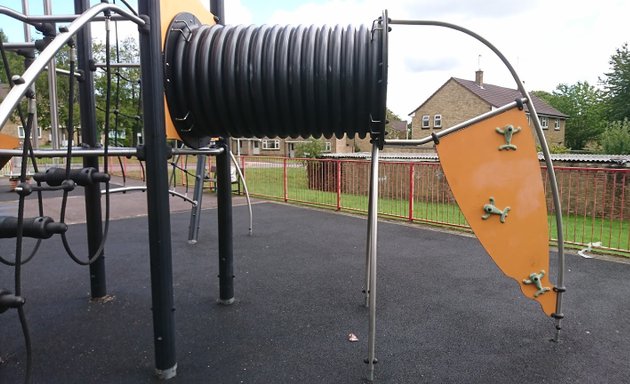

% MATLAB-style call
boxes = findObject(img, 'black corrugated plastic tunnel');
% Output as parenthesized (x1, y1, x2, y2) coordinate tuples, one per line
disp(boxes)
(164, 12, 388, 149)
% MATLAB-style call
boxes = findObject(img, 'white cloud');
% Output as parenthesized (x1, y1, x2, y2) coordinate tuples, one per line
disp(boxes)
(238, 0, 629, 118)
(225, 0, 254, 25)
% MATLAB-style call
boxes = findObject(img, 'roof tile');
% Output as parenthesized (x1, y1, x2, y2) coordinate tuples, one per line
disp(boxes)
(452, 77, 568, 118)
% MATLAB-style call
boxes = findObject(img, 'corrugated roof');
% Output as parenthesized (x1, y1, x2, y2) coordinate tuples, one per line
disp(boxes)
(323, 152, 629, 165)
(452, 77, 569, 118)
(387, 120, 407, 132)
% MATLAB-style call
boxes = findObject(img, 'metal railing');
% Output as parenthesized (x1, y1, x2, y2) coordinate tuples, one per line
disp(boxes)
(239, 156, 629, 255)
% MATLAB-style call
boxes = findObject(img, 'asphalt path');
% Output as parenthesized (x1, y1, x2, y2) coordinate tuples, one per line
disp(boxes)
(1, 197, 629, 383)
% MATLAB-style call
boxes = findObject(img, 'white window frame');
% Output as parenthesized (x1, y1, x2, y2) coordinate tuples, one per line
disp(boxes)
(421, 114, 430, 129)
(324, 141, 332, 152)
(540, 116, 549, 129)
(554, 119, 561, 131)
(17, 125, 42, 139)
(262, 139, 280, 150)
(433, 114, 442, 128)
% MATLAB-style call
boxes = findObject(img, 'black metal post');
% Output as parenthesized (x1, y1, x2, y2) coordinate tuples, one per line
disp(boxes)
(210, 0, 224, 23)
(216, 139, 234, 303)
(209, 0, 234, 304)
(74, 0, 106, 298)
(138, 0, 177, 379)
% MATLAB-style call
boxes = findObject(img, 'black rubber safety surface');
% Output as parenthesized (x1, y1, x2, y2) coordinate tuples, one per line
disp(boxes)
(1, 202, 629, 383)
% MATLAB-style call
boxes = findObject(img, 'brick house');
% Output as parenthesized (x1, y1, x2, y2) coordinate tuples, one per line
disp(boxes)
(0, 84, 50, 148)
(231, 136, 354, 157)
(409, 71, 568, 149)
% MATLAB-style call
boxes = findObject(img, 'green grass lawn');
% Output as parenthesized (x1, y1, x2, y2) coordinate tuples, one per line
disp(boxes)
(242, 165, 629, 253)
(111, 161, 628, 254)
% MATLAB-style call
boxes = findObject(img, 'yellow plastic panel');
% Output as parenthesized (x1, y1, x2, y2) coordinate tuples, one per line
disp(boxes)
(436, 108, 557, 316)
(160, 0, 216, 140)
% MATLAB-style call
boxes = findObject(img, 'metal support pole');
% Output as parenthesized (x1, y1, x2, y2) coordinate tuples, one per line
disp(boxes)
(44, 0, 61, 150)
(363, 181, 374, 307)
(188, 154, 207, 244)
(216, 139, 234, 304)
(138, 0, 177, 379)
(74, 0, 106, 299)
(210, 0, 234, 305)
(21, 0, 39, 150)
(366, 142, 380, 382)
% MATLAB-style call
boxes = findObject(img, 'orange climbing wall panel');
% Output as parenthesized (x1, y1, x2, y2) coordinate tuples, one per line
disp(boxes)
(0, 132, 19, 168)
(436, 107, 557, 316)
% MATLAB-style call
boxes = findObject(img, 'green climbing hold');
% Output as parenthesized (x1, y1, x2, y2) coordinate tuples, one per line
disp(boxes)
(496, 125, 521, 150)
(481, 197, 510, 223)
(523, 270, 551, 297)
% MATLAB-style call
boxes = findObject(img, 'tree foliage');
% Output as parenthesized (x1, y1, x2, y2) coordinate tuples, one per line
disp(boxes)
(294, 138, 325, 158)
(534, 82, 606, 150)
(385, 108, 408, 139)
(92, 37, 141, 146)
(0, 30, 141, 146)
(601, 43, 630, 123)
(599, 119, 630, 155)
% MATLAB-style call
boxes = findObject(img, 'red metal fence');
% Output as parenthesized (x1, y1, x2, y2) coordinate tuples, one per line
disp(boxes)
(3, 154, 626, 254)
(240, 156, 629, 255)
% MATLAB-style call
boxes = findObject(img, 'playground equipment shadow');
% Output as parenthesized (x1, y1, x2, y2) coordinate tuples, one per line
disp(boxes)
(1, 183, 629, 383)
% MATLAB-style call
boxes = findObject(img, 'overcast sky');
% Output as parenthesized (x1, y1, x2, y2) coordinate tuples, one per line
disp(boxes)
(231, 0, 630, 119)
(1, 0, 628, 120)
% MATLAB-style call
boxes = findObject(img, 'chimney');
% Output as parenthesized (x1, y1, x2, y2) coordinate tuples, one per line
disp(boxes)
(475, 70, 484, 87)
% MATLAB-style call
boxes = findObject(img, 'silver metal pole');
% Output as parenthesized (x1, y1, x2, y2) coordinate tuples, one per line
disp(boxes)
(0, 7, 136, 23)
(43, 0, 60, 150)
(21, 0, 38, 150)
(364, 172, 374, 308)
(21, 0, 31, 43)
(0, 146, 224, 157)
(229, 150, 253, 236)
(187, 154, 207, 244)
(366, 142, 380, 382)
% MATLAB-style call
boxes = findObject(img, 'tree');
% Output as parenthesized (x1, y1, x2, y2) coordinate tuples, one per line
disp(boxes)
(295, 138, 325, 158)
(385, 108, 407, 139)
(599, 119, 630, 155)
(601, 43, 630, 123)
(1, 30, 141, 147)
(534, 82, 606, 150)
(0, 30, 42, 128)
(92, 37, 142, 146)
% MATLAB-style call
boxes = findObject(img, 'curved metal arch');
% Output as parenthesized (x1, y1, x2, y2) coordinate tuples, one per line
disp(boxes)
(0, 3, 146, 131)
(389, 18, 566, 338)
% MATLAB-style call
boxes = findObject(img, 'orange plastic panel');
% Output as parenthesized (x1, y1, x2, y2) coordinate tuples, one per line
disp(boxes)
(0, 132, 19, 168)
(436, 108, 557, 316)
(160, 0, 216, 140)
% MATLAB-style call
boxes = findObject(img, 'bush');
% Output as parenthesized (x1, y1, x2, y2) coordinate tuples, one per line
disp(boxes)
(599, 119, 630, 154)
(537, 144, 570, 154)
(295, 138, 325, 158)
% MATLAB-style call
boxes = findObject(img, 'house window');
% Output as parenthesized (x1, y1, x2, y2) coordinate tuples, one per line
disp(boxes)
(262, 139, 280, 150)
(540, 117, 548, 129)
(324, 141, 332, 152)
(421, 114, 430, 129)
(554, 119, 561, 131)
(434, 114, 442, 128)
(17, 126, 42, 139)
